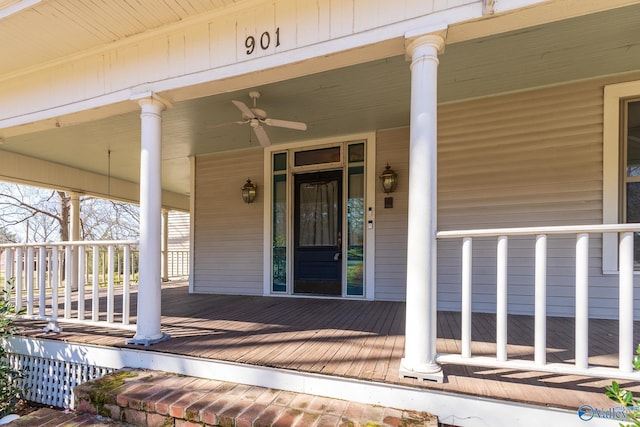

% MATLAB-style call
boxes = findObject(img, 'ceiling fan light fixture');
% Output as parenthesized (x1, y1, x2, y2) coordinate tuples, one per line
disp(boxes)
(219, 91, 308, 148)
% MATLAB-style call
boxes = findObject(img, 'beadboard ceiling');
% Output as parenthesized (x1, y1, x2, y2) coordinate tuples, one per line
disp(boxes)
(1, 2, 640, 197)
(0, 0, 249, 77)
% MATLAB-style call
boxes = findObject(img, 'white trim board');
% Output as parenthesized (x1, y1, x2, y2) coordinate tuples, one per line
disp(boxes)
(5, 336, 612, 427)
(602, 80, 640, 273)
(262, 132, 376, 300)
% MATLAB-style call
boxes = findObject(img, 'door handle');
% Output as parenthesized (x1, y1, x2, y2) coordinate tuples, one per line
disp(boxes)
(334, 231, 342, 261)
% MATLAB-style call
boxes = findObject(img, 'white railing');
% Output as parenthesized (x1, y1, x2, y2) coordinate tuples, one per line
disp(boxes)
(165, 250, 190, 278)
(1, 240, 138, 331)
(436, 223, 640, 380)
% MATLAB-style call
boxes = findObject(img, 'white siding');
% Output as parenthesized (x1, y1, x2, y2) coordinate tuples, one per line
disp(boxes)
(438, 76, 640, 319)
(375, 76, 640, 319)
(193, 149, 264, 295)
(168, 211, 190, 251)
(375, 128, 409, 301)
(437, 80, 605, 317)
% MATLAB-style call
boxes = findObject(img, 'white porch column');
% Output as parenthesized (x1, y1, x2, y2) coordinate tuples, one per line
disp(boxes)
(162, 208, 169, 282)
(128, 95, 171, 345)
(399, 32, 446, 383)
(69, 191, 81, 291)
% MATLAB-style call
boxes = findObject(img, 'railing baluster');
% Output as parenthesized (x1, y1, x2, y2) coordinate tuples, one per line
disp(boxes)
(51, 246, 59, 321)
(92, 246, 99, 322)
(496, 235, 508, 362)
(461, 237, 472, 358)
(535, 234, 547, 365)
(619, 231, 634, 372)
(4, 247, 13, 293)
(38, 246, 46, 317)
(123, 245, 131, 325)
(77, 246, 85, 321)
(107, 245, 114, 323)
(14, 247, 23, 312)
(64, 245, 72, 319)
(575, 233, 589, 370)
(26, 247, 34, 316)
(46, 250, 52, 293)
(4, 248, 13, 292)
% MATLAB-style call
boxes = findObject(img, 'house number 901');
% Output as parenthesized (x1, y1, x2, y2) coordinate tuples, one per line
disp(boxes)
(245, 28, 281, 55)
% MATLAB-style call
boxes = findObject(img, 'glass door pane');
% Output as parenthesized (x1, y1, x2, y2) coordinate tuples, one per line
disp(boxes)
(347, 164, 364, 296)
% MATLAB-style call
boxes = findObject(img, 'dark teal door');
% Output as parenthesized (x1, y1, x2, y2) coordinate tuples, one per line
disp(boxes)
(294, 170, 342, 295)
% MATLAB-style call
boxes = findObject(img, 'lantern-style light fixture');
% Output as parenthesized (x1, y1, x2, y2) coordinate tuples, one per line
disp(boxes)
(242, 178, 257, 203)
(379, 163, 398, 194)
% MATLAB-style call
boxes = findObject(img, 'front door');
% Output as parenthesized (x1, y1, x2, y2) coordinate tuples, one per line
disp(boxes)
(294, 170, 342, 295)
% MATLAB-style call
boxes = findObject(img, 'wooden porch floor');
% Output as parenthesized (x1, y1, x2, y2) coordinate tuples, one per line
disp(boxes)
(14, 281, 640, 412)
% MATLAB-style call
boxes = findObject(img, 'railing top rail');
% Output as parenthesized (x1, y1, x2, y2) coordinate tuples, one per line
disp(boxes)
(437, 223, 640, 239)
(0, 240, 139, 249)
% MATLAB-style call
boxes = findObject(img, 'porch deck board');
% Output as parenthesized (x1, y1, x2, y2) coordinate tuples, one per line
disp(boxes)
(13, 282, 640, 412)
(345, 301, 396, 379)
(363, 306, 400, 382)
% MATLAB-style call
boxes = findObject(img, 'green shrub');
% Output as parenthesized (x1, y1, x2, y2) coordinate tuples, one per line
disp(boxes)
(0, 278, 25, 417)
(605, 344, 640, 426)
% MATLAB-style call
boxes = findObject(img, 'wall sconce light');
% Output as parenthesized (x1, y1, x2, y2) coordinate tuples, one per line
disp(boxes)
(242, 178, 257, 203)
(379, 163, 398, 194)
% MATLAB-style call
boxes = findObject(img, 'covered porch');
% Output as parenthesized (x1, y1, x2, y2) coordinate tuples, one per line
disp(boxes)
(11, 280, 637, 416)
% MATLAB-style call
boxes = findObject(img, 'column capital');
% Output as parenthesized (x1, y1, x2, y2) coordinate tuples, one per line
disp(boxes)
(405, 31, 447, 61)
(132, 92, 172, 112)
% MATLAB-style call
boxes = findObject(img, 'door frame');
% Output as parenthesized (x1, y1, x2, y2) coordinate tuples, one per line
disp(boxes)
(262, 132, 377, 299)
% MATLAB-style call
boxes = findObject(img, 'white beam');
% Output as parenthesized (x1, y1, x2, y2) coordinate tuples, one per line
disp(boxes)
(0, 149, 189, 211)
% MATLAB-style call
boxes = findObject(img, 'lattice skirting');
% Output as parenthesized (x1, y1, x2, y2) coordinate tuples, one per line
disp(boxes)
(7, 353, 113, 409)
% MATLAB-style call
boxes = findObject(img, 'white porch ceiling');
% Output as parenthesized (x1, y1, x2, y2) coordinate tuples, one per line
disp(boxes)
(1, 3, 640, 198)
(0, 0, 250, 77)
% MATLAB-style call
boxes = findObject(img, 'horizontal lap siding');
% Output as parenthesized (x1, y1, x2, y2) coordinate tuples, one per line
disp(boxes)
(437, 78, 620, 318)
(168, 211, 190, 251)
(375, 128, 409, 301)
(377, 77, 640, 318)
(193, 149, 264, 295)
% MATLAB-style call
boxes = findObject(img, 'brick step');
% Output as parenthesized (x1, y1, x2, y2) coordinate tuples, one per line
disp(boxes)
(74, 368, 439, 427)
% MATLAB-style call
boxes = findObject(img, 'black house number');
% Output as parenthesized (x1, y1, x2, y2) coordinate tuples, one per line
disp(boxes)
(245, 28, 281, 55)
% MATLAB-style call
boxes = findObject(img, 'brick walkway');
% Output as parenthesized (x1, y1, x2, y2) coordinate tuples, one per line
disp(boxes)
(8, 368, 438, 427)
(5, 408, 131, 426)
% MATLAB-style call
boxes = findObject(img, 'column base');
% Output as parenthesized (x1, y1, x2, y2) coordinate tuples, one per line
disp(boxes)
(126, 332, 171, 347)
(43, 319, 62, 333)
(399, 358, 444, 383)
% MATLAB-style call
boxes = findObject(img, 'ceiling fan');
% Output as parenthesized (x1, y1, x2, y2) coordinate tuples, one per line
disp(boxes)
(219, 91, 307, 147)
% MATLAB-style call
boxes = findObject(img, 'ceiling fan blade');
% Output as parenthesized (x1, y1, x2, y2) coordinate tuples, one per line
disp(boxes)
(264, 118, 307, 131)
(252, 125, 271, 147)
(232, 100, 256, 119)
(206, 120, 245, 129)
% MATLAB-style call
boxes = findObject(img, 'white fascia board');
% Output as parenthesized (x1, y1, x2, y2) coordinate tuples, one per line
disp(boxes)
(153, 3, 480, 103)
